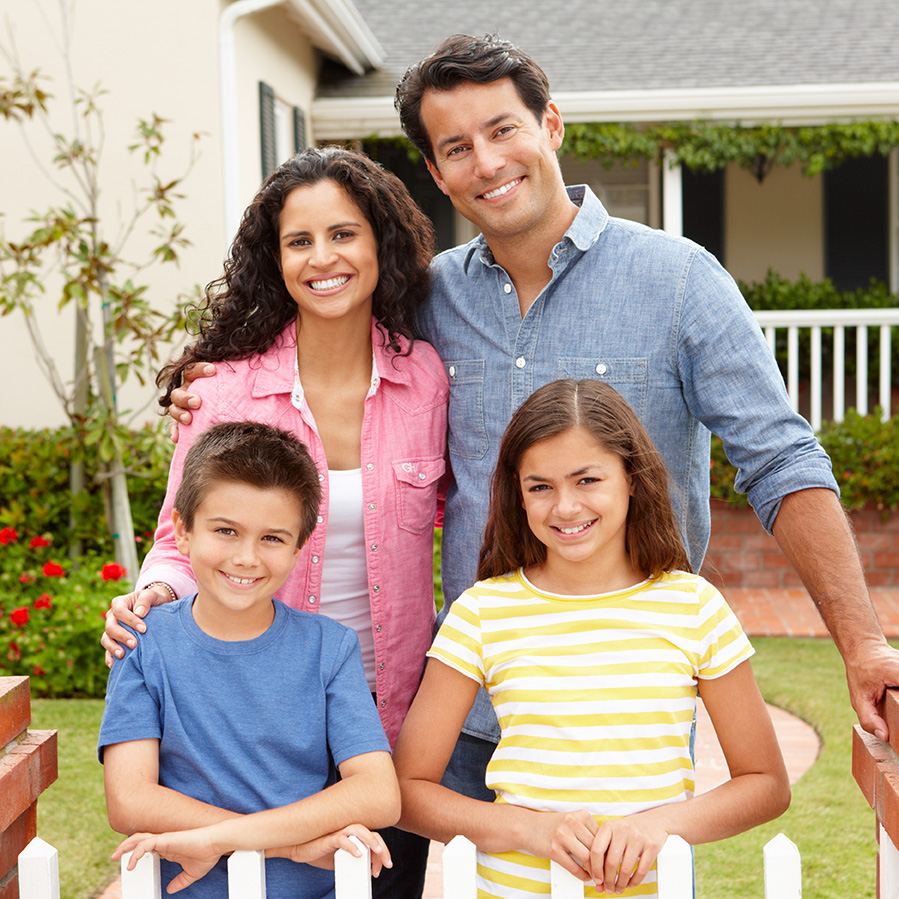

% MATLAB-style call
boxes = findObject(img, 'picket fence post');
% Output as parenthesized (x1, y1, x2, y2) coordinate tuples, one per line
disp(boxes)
(443, 835, 477, 896)
(17, 837, 59, 899)
(334, 835, 373, 898)
(657, 834, 693, 899)
(763, 833, 801, 898)
(120, 850, 161, 898)
(228, 849, 266, 899)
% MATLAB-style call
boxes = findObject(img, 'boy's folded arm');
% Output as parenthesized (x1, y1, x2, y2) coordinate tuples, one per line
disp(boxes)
(104, 739, 241, 835)
(196, 749, 400, 856)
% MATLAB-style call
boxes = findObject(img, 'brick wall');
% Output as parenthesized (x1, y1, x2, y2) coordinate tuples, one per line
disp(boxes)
(0, 677, 58, 899)
(700, 501, 899, 590)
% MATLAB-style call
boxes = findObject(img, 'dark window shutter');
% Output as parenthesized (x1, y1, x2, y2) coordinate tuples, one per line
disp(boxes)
(293, 107, 307, 153)
(259, 81, 276, 180)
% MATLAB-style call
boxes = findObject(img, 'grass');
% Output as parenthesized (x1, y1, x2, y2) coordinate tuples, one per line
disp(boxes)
(694, 637, 877, 898)
(30, 698, 120, 899)
(27, 637, 879, 898)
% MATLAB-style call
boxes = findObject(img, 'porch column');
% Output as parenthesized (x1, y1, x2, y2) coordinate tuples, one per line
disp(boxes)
(662, 149, 683, 237)
(889, 146, 898, 295)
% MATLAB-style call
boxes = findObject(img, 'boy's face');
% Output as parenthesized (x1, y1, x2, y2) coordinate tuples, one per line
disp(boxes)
(173, 481, 304, 639)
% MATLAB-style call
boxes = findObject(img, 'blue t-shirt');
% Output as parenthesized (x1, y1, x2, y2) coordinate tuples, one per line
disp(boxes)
(98, 597, 389, 898)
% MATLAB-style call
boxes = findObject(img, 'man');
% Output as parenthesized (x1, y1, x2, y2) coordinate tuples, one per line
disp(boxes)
(391, 34, 899, 793)
(151, 30, 895, 820)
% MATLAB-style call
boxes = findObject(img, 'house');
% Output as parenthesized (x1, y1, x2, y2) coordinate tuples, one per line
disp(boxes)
(2, 0, 897, 428)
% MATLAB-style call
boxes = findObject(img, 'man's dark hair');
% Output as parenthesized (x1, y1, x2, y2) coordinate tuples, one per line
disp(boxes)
(395, 34, 551, 164)
(173, 422, 321, 548)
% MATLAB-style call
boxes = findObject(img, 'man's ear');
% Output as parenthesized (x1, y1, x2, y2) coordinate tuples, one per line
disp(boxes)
(543, 101, 565, 152)
(172, 509, 191, 558)
(425, 158, 449, 196)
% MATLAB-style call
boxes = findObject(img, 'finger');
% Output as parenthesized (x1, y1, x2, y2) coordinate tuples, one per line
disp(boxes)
(169, 420, 180, 443)
(854, 691, 890, 742)
(614, 844, 642, 892)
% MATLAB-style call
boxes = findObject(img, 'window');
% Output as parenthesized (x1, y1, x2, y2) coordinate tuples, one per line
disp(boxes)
(259, 81, 307, 180)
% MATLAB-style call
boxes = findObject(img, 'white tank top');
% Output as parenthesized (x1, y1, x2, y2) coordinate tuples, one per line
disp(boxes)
(319, 468, 375, 688)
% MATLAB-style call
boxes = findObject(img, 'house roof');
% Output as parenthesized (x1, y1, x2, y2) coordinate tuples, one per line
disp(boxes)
(313, 0, 899, 137)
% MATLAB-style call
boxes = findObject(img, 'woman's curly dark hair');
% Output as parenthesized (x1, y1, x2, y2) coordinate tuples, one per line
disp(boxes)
(158, 146, 435, 408)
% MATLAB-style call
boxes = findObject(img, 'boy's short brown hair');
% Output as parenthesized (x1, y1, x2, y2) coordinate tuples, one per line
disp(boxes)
(173, 422, 321, 548)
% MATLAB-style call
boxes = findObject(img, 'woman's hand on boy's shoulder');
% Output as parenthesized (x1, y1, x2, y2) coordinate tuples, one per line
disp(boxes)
(102, 584, 174, 667)
(167, 363, 217, 438)
(272, 824, 392, 876)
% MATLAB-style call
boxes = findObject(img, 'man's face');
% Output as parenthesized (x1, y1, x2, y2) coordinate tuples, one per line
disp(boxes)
(420, 78, 568, 244)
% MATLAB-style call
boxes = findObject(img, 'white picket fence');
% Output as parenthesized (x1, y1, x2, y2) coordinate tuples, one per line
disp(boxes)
(753, 307, 899, 430)
(17, 832, 801, 898)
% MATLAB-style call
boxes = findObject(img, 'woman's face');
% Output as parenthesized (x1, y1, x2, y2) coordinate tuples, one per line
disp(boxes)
(278, 179, 379, 329)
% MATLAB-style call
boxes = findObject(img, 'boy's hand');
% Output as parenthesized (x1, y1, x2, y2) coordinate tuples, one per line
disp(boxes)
(274, 824, 392, 876)
(587, 815, 670, 894)
(112, 830, 223, 894)
(167, 362, 216, 438)
(102, 584, 173, 667)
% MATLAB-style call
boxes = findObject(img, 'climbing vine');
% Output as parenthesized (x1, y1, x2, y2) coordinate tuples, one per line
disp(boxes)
(561, 120, 899, 176)
(363, 120, 899, 177)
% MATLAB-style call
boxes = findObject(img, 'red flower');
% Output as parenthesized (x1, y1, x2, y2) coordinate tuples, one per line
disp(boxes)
(0, 526, 18, 545)
(42, 561, 65, 577)
(102, 563, 127, 582)
(29, 535, 51, 549)
(7, 642, 21, 662)
(19, 573, 35, 584)
(33, 593, 53, 610)
(32, 665, 46, 676)
(10, 606, 30, 627)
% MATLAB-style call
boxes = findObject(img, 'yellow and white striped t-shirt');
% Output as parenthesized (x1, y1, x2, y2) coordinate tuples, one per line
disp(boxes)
(428, 569, 753, 899)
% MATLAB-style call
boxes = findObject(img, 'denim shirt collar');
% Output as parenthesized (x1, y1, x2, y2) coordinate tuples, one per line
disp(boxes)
(464, 184, 609, 274)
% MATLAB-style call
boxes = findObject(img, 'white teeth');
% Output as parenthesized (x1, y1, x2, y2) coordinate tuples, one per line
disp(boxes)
(482, 178, 522, 200)
(557, 521, 593, 535)
(310, 276, 349, 290)
(224, 574, 257, 585)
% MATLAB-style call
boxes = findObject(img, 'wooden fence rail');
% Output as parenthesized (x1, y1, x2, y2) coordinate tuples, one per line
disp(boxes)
(17, 832, 801, 898)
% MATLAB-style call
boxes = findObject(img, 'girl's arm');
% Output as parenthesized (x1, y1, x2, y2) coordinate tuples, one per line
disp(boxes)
(394, 659, 599, 881)
(585, 659, 790, 894)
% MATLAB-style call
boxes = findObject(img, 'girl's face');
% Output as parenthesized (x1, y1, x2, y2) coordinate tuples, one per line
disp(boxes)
(518, 427, 633, 583)
(278, 179, 379, 329)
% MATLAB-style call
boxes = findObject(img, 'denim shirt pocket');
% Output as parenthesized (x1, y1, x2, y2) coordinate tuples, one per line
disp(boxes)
(445, 359, 488, 460)
(556, 358, 649, 419)
(392, 456, 446, 535)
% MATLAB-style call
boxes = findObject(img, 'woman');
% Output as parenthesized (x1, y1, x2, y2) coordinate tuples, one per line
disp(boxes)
(101, 146, 448, 898)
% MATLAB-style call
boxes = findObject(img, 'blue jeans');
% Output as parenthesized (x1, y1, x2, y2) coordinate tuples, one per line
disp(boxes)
(371, 825, 430, 899)
(440, 731, 496, 802)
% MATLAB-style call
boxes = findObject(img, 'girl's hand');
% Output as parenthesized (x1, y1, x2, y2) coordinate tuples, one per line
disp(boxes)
(587, 815, 670, 894)
(276, 824, 392, 876)
(520, 809, 597, 881)
(112, 830, 223, 894)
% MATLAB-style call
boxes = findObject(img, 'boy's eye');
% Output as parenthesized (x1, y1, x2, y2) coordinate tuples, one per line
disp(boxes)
(216, 527, 236, 536)
(263, 535, 286, 543)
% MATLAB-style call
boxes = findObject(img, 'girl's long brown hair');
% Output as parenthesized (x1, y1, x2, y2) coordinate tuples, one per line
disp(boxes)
(477, 379, 691, 582)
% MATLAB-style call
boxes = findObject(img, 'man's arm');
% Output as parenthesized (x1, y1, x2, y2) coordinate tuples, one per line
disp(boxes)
(772, 487, 899, 740)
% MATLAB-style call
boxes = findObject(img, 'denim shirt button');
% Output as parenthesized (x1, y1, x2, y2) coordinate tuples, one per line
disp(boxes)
(449, 365, 456, 378)
(515, 357, 526, 369)
(503, 283, 512, 294)
(596, 363, 607, 375)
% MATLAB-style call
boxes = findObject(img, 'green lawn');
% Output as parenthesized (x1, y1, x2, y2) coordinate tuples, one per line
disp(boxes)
(28, 637, 878, 898)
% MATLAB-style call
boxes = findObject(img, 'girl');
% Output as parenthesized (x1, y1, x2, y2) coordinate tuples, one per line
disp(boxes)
(393, 379, 790, 898)
(101, 146, 448, 897)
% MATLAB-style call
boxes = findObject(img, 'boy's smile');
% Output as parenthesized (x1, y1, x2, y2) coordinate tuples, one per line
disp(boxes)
(173, 481, 304, 640)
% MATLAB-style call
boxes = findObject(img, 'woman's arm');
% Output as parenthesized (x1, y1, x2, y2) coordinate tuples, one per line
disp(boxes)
(584, 659, 791, 893)
(394, 659, 598, 880)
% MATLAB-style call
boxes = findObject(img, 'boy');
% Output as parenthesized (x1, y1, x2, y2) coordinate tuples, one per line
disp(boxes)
(99, 422, 399, 897)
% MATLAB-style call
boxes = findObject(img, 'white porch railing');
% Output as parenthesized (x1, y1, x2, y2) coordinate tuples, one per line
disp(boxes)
(753, 308, 899, 430)
(17, 832, 802, 898)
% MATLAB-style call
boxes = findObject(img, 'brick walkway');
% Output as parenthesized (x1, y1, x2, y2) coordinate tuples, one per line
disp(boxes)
(101, 585, 897, 899)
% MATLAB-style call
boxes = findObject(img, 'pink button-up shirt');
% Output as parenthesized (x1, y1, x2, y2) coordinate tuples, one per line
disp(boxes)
(137, 320, 449, 746)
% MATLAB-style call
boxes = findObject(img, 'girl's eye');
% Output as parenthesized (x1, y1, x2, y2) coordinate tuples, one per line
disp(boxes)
(579, 477, 599, 485)
(529, 484, 550, 493)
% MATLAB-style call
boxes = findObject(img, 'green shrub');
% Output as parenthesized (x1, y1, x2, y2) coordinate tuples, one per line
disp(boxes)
(0, 423, 171, 557)
(0, 529, 128, 697)
(710, 409, 899, 514)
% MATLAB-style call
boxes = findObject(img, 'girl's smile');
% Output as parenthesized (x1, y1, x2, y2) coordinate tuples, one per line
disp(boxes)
(518, 426, 639, 593)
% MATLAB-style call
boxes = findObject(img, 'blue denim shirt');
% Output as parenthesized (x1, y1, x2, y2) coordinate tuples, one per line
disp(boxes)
(417, 185, 837, 741)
